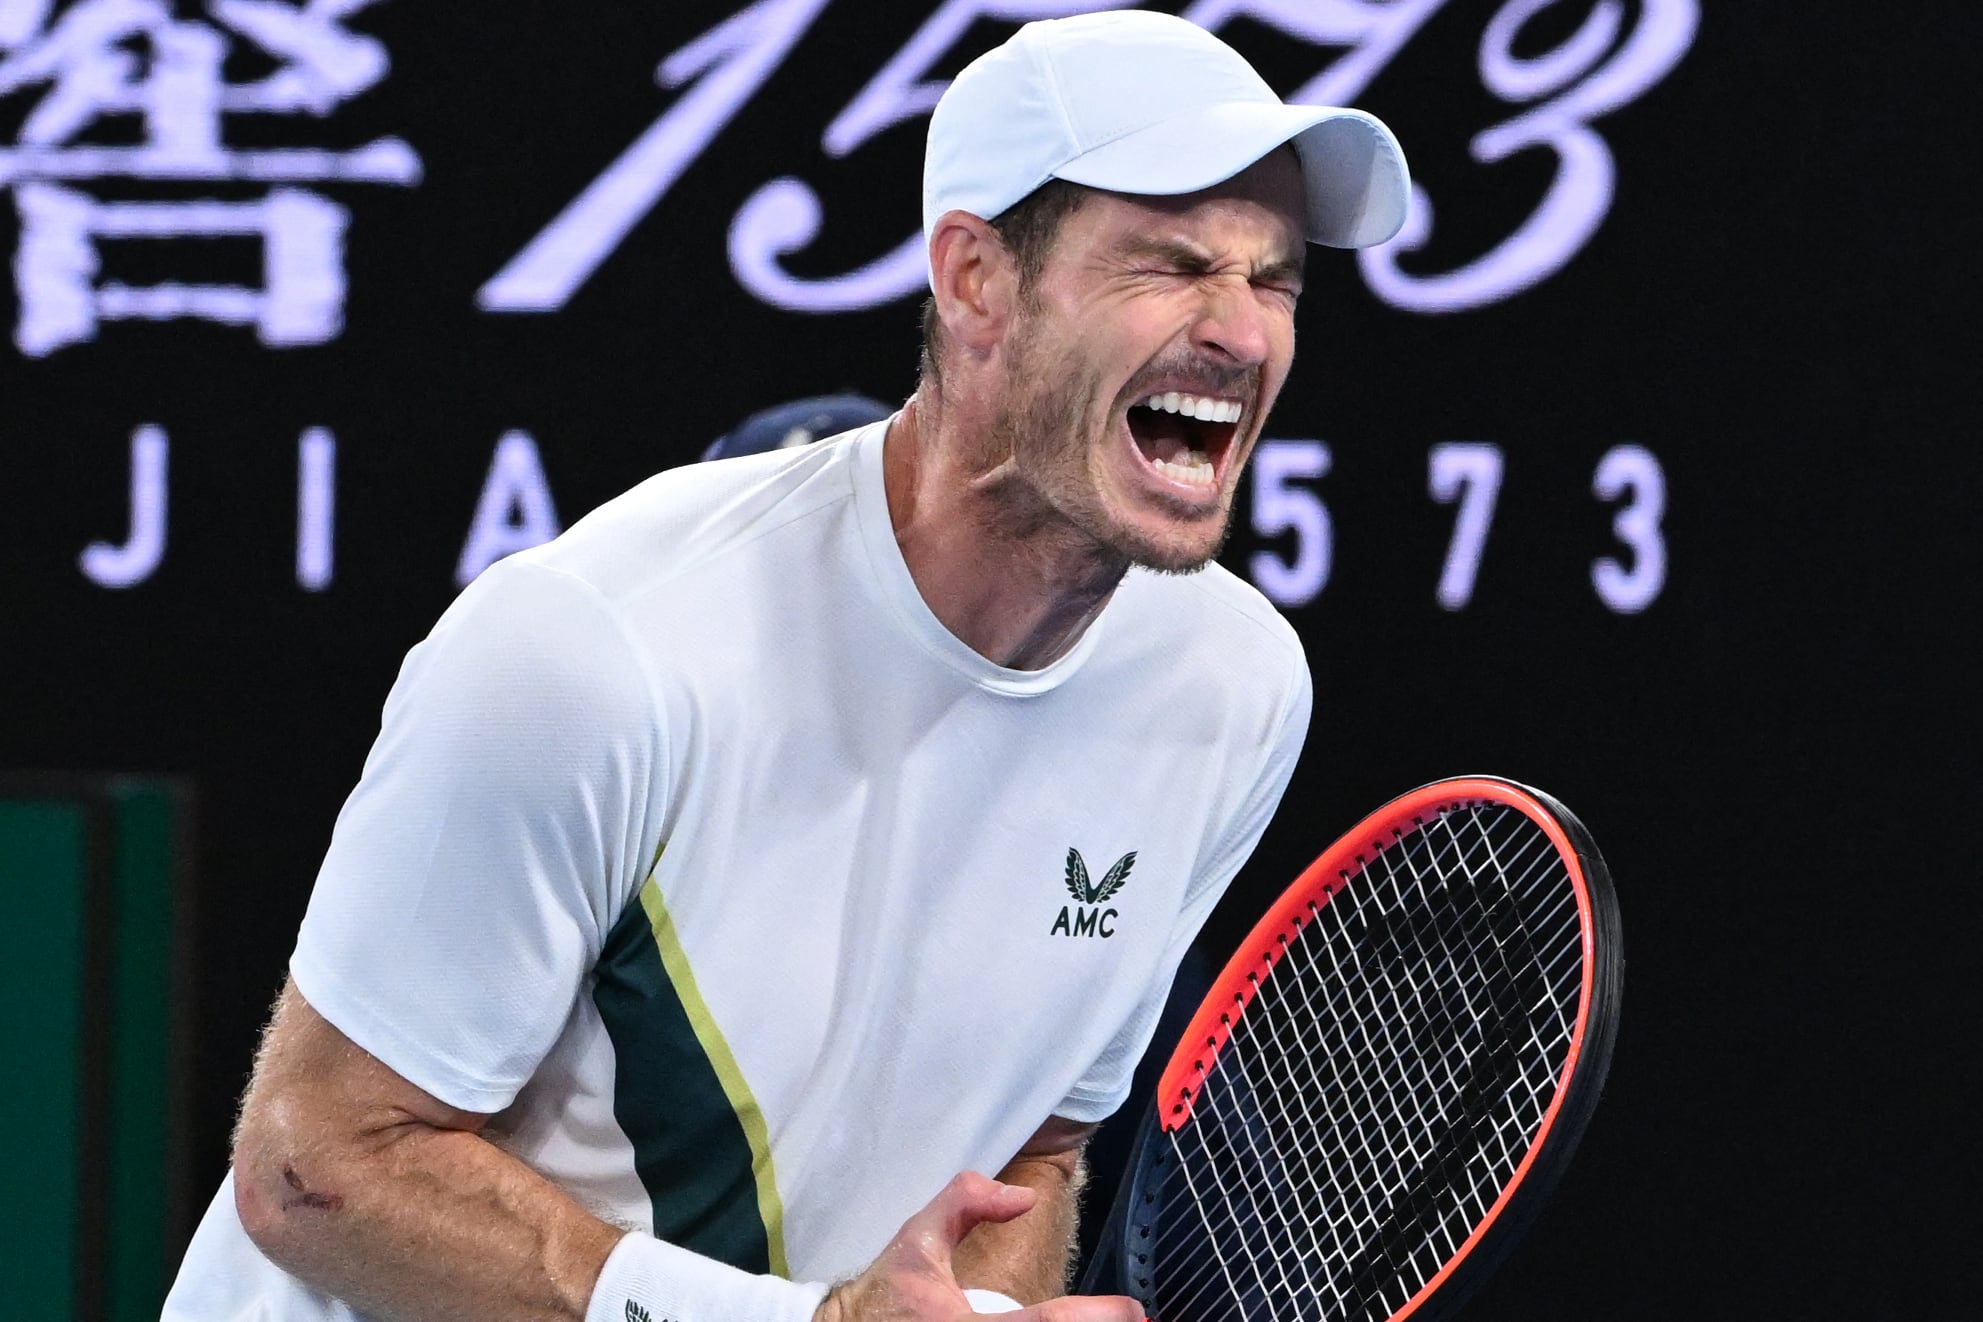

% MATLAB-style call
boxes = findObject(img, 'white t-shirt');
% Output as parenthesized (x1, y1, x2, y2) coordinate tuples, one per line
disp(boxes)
(164, 420, 1310, 1318)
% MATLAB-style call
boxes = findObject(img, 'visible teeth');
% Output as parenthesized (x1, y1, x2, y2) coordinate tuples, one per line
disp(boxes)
(1140, 393, 1242, 424)
(1154, 451, 1215, 486)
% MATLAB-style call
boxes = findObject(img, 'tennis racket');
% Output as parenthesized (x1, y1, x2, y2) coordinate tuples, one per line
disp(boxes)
(1079, 776, 1623, 1322)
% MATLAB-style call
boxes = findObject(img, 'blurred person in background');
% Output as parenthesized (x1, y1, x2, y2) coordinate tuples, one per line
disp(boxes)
(700, 394, 895, 462)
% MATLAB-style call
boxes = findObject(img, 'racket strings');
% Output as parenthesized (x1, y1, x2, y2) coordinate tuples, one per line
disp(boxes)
(1160, 814, 1573, 1318)
(1148, 839, 1551, 1319)
(1148, 846, 1562, 1320)
(1135, 804, 1586, 1322)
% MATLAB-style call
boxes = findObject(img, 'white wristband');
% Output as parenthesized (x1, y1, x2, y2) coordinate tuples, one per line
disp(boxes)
(585, 1232, 828, 1322)
(962, 1288, 1023, 1313)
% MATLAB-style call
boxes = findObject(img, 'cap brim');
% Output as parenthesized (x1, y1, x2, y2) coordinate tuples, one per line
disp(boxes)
(1051, 102, 1409, 250)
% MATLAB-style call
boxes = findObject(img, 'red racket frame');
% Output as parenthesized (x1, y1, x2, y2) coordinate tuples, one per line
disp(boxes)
(1151, 776, 1605, 1322)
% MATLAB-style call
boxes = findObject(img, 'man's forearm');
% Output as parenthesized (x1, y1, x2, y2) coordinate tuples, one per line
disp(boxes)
(235, 1112, 623, 1322)
(229, 982, 623, 1322)
(950, 1150, 1088, 1304)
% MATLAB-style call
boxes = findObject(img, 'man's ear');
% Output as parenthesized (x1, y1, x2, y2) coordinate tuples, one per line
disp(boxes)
(927, 210, 1018, 358)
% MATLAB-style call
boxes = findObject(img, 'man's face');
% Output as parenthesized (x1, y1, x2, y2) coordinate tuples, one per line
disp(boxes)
(989, 151, 1307, 573)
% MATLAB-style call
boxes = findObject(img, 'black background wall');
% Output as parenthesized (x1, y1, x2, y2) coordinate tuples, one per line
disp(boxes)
(3, 3, 1973, 1315)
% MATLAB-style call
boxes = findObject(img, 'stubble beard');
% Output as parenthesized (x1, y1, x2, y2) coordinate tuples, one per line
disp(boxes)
(986, 330, 1237, 577)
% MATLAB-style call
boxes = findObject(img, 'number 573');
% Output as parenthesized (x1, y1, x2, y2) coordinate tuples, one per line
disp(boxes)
(1244, 439, 1666, 613)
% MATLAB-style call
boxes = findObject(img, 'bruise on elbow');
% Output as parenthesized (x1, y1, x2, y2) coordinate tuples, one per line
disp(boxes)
(280, 1165, 344, 1213)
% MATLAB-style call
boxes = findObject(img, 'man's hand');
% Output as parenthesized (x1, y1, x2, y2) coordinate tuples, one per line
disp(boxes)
(816, 1173, 1141, 1322)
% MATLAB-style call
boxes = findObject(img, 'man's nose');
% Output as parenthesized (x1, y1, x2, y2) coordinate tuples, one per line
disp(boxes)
(1191, 281, 1274, 368)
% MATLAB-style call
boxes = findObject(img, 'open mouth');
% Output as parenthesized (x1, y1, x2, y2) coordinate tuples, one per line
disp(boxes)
(1125, 391, 1244, 491)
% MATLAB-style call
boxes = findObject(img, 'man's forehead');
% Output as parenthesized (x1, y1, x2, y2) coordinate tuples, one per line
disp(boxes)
(1084, 178, 1307, 269)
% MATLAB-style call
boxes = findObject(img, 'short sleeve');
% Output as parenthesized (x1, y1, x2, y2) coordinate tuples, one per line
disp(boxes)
(1054, 654, 1312, 1122)
(290, 558, 666, 1113)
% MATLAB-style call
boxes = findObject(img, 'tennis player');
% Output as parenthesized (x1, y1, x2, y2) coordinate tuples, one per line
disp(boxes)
(162, 11, 1407, 1322)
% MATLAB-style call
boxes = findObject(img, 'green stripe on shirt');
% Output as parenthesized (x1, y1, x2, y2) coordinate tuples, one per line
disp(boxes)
(592, 863, 791, 1276)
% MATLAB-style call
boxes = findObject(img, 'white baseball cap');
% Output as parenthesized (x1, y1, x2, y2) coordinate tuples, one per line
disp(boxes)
(923, 9, 1409, 265)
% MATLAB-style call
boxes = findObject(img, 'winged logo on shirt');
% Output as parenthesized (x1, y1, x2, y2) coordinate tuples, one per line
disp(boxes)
(1065, 847, 1136, 903)
(1054, 847, 1135, 939)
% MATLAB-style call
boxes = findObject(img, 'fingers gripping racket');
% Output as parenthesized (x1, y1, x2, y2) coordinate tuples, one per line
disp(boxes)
(1080, 777, 1623, 1322)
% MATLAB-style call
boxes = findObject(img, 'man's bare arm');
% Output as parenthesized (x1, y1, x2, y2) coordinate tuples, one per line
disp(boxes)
(230, 979, 623, 1322)
(234, 981, 1135, 1322)
(950, 1116, 1097, 1305)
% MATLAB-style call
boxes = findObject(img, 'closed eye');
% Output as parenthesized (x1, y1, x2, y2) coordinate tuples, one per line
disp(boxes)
(1138, 260, 1214, 282)
(1252, 257, 1305, 303)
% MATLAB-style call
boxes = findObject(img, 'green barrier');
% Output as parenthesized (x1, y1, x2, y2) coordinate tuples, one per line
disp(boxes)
(0, 778, 192, 1322)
